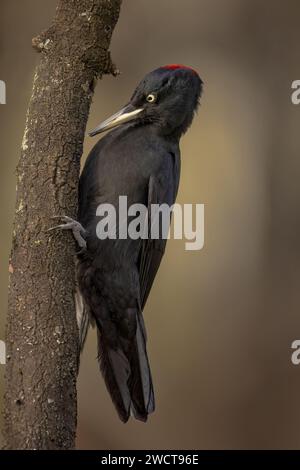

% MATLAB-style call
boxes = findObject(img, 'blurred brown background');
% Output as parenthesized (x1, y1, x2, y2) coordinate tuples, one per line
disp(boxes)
(1, 0, 300, 449)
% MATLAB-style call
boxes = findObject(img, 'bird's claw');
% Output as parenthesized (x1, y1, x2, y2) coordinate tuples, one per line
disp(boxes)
(47, 215, 87, 250)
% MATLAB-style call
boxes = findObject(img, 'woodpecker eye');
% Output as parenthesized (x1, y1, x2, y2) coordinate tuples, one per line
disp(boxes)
(146, 93, 156, 103)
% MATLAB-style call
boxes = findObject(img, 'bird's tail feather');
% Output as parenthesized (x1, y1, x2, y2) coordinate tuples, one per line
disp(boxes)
(96, 312, 155, 422)
(97, 329, 131, 422)
(75, 287, 92, 352)
(128, 314, 155, 421)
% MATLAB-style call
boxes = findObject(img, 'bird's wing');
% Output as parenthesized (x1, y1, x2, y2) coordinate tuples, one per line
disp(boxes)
(138, 152, 180, 310)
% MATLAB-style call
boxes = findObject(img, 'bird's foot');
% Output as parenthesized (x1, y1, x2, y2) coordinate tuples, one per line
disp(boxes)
(47, 216, 87, 251)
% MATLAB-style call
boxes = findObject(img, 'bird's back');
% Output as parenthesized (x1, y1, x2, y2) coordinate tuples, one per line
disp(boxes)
(79, 124, 180, 232)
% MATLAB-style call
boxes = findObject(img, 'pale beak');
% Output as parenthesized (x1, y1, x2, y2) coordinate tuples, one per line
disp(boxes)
(88, 105, 143, 137)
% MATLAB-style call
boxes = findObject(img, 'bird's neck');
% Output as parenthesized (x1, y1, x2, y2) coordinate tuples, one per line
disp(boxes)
(148, 121, 182, 143)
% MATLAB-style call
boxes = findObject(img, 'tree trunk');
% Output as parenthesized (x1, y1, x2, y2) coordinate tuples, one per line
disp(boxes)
(4, 0, 122, 450)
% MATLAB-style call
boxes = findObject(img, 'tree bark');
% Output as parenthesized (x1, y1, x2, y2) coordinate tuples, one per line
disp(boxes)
(4, 0, 122, 450)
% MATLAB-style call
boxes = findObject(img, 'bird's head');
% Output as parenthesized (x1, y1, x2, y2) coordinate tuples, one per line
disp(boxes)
(89, 65, 203, 138)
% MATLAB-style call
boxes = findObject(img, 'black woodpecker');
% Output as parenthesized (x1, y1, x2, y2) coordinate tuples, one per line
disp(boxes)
(51, 65, 203, 422)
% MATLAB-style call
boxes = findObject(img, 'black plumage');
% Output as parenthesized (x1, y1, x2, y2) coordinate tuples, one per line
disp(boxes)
(76, 65, 203, 422)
